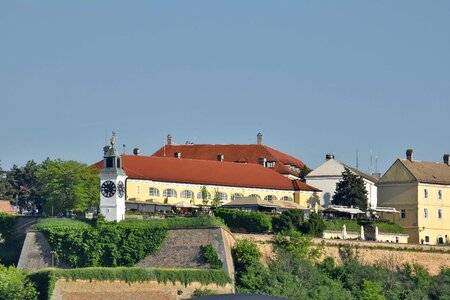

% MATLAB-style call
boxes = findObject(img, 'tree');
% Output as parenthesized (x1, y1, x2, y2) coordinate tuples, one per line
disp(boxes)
(4, 161, 42, 213)
(300, 165, 312, 182)
(200, 186, 209, 205)
(37, 159, 99, 215)
(332, 168, 368, 211)
(0, 162, 8, 199)
(301, 212, 326, 237)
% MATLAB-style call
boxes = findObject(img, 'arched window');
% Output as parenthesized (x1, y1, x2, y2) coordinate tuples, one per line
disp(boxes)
(197, 191, 211, 200)
(438, 236, 444, 245)
(231, 193, 244, 201)
(181, 190, 194, 199)
(163, 189, 177, 198)
(424, 236, 430, 244)
(149, 188, 160, 197)
(281, 196, 293, 201)
(215, 192, 228, 201)
(264, 195, 277, 201)
(248, 194, 261, 199)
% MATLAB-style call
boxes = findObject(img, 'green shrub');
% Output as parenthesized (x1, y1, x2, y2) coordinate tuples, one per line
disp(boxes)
(201, 244, 223, 269)
(192, 288, 218, 297)
(301, 213, 326, 237)
(214, 209, 271, 233)
(0, 264, 38, 300)
(325, 219, 360, 232)
(232, 239, 262, 272)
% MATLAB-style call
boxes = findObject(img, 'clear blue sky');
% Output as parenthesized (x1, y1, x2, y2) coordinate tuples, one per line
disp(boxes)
(1, 1, 449, 174)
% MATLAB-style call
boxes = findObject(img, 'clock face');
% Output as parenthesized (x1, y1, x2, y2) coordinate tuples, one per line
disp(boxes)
(117, 181, 125, 198)
(101, 180, 116, 198)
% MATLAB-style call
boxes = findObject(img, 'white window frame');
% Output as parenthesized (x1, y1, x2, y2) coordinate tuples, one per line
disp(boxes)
(215, 192, 228, 201)
(231, 193, 243, 201)
(181, 190, 194, 199)
(197, 191, 211, 200)
(149, 187, 160, 197)
(264, 195, 277, 201)
(281, 196, 293, 201)
(163, 189, 177, 198)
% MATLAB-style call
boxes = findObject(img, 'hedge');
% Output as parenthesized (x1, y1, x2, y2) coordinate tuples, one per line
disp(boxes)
(325, 219, 405, 234)
(28, 268, 231, 300)
(214, 208, 272, 233)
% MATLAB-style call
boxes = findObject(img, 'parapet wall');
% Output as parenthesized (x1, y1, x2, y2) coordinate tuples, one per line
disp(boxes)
(51, 279, 234, 300)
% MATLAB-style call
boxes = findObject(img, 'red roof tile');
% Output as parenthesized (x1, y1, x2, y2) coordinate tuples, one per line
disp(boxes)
(93, 155, 319, 192)
(151, 144, 305, 177)
(0, 200, 14, 214)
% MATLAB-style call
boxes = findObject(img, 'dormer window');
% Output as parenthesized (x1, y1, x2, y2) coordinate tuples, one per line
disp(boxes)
(266, 161, 276, 168)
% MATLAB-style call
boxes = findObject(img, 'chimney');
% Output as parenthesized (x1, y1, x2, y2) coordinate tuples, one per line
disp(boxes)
(444, 154, 450, 165)
(326, 153, 335, 161)
(406, 149, 413, 161)
(133, 148, 140, 156)
(257, 133, 263, 145)
(167, 134, 172, 145)
(217, 153, 224, 162)
(258, 157, 267, 167)
(174, 152, 181, 158)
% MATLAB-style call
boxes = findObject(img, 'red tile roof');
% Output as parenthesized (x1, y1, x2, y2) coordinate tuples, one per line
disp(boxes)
(151, 144, 305, 177)
(93, 155, 319, 192)
(0, 200, 14, 214)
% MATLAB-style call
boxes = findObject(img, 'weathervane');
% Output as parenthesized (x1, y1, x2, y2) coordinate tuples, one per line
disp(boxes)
(111, 131, 116, 147)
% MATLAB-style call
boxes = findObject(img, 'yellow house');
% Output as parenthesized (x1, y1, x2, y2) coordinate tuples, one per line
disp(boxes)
(94, 152, 321, 210)
(378, 149, 450, 245)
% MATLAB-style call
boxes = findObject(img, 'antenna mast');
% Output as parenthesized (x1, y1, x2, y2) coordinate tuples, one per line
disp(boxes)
(356, 149, 359, 170)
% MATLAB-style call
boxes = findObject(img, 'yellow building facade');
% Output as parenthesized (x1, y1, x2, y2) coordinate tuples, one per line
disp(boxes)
(126, 179, 318, 208)
(378, 152, 450, 245)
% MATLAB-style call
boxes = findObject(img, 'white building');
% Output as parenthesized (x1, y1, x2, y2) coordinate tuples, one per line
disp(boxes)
(305, 154, 379, 208)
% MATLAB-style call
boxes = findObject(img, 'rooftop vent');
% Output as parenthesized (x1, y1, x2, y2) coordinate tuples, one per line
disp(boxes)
(133, 148, 140, 156)
(217, 154, 224, 162)
(174, 152, 181, 158)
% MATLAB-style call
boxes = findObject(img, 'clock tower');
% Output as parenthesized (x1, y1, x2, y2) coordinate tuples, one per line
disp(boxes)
(99, 133, 127, 222)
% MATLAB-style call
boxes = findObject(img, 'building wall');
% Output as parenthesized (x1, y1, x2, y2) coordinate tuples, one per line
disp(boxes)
(378, 160, 450, 245)
(125, 179, 311, 206)
(306, 176, 340, 206)
(417, 183, 450, 245)
(306, 176, 376, 208)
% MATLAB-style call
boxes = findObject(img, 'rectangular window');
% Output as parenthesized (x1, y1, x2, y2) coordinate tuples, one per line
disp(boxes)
(136, 185, 141, 195)
(438, 209, 443, 219)
(401, 209, 406, 219)
(438, 190, 443, 200)
(424, 189, 428, 199)
(424, 208, 428, 219)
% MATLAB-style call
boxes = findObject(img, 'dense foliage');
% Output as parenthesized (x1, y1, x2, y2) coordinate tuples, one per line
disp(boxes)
(0, 264, 39, 300)
(234, 235, 450, 299)
(332, 168, 368, 211)
(201, 244, 223, 269)
(214, 208, 271, 233)
(0, 159, 99, 215)
(38, 220, 168, 267)
(272, 210, 326, 237)
(0, 213, 22, 265)
(28, 267, 231, 300)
